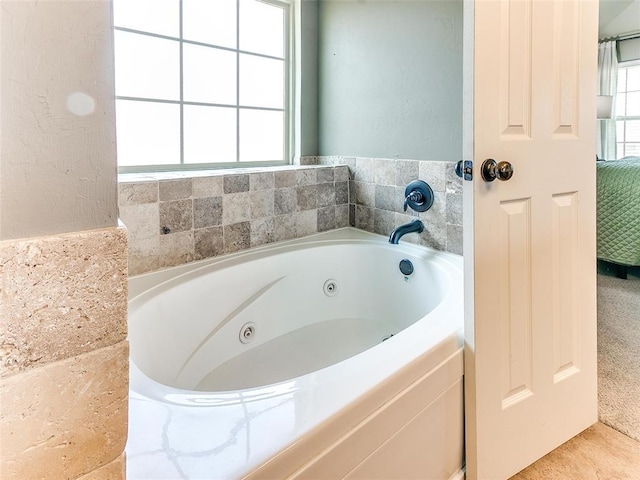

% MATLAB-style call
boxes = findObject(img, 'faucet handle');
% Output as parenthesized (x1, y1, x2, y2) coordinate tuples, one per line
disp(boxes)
(404, 191, 423, 211)
(403, 180, 434, 213)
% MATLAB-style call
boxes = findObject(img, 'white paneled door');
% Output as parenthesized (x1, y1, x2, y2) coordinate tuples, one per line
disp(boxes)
(463, 0, 599, 478)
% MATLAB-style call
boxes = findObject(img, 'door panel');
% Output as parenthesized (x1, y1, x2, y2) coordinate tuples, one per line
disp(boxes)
(464, 0, 598, 478)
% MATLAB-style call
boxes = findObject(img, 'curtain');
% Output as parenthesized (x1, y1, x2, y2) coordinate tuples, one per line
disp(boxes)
(597, 41, 618, 160)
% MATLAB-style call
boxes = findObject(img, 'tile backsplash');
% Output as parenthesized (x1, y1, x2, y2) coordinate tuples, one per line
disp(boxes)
(119, 159, 463, 276)
(316, 156, 463, 256)
(119, 166, 350, 275)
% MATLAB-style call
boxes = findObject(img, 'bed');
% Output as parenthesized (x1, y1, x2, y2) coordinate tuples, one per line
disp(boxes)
(597, 156, 640, 278)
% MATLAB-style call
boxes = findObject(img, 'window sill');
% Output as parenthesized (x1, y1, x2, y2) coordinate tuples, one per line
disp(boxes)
(118, 160, 324, 184)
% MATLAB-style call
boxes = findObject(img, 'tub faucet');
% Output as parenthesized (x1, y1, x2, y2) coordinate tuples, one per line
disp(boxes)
(389, 219, 424, 244)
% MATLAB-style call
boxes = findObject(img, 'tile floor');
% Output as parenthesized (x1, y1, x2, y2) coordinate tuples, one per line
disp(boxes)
(510, 422, 640, 479)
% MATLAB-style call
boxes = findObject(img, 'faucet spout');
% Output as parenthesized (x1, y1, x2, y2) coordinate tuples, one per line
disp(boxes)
(389, 219, 424, 244)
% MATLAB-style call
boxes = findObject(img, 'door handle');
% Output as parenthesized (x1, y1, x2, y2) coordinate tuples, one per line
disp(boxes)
(481, 159, 514, 182)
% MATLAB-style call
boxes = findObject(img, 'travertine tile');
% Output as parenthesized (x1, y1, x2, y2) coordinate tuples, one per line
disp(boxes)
(194, 227, 224, 260)
(374, 158, 396, 186)
(354, 182, 375, 208)
(159, 199, 193, 234)
(317, 183, 336, 208)
(159, 179, 192, 201)
(77, 452, 125, 480)
(250, 171, 275, 191)
(355, 206, 374, 232)
(250, 189, 275, 220)
(354, 158, 375, 183)
(296, 210, 318, 237)
(419, 160, 446, 193)
(335, 181, 349, 205)
(334, 165, 350, 183)
(193, 176, 223, 198)
(224, 174, 250, 194)
(0, 341, 129, 480)
(336, 204, 350, 228)
(297, 184, 318, 211)
(510, 423, 640, 480)
(224, 222, 251, 253)
(251, 217, 275, 247)
(296, 168, 317, 186)
(395, 159, 419, 186)
(0, 227, 127, 377)
(374, 209, 396, 237)
(194, 196, 223, 229)
(446, 193, 463, 226)
(374, 184, 397, 212)
(317, 168, 334, 184)
(159, 230, 194, 268)
(118, 181, 158, 206)
(446, 224, 463, 255)
(119, 203, 159, 242)
(222, 192, 250, 225)
(445, 162, 463, 194)
(275, 187, 297, 215)
(317, 206, 337, 232)
(275, 170, 296, 188)
(275, 214, 296, 242)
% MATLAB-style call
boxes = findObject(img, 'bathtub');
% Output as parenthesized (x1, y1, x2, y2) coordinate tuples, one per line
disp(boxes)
(126, 228, 464, 479)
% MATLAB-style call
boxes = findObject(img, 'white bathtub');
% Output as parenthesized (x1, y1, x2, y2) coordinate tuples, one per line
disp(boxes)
(126, 228, 464, 479)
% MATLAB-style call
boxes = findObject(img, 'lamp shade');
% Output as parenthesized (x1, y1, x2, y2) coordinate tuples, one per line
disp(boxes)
(597, 95, 613, 119)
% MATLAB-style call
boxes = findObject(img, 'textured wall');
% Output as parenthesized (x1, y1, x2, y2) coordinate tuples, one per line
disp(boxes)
(318, 0, 463, 160)
(0, 0, 118, 240)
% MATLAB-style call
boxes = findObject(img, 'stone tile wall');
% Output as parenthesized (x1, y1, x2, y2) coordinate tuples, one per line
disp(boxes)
(317, 156, 463, 255)
(119, 165, 350, 275)
(0, 226, 129, 479)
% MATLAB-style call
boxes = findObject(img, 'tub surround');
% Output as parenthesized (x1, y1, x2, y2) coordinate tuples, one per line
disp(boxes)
(317, 156, 463, 254)
(119, 165, 350, 275)
(0, 226, 129, 479)
(120, 159, 463, 276)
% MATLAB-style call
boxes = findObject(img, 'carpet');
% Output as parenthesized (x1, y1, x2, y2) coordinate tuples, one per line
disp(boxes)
(597, 270, 640, 442)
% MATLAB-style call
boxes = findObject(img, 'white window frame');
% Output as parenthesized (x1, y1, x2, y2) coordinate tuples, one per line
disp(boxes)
(114, 0, 293, 173)
(615, 60, 640, 159)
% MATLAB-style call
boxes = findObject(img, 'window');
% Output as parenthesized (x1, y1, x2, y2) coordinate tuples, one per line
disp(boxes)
(615, 62, 640, 158)
(113, 0, 290, 172)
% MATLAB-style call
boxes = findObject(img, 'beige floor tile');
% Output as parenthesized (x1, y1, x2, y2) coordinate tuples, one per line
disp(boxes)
(510, 422, 640, 480)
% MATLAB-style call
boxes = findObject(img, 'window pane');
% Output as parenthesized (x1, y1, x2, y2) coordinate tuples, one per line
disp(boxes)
(615, 93, 626, 116)
(116, 101, 180, 166)
(239, 0, 285, 58)
(113, 0, 179, 37)
(626, 91, 640, 116)
(617, 120, 625, 140)
(183, 44, 237, 105)
(240, 55, 284, 109)
(627, 65, 640, 92)
(239, 109, 284, 162)
(184, 106, 237, 164)
(617, 143, 625, 158)
(626, 143, 640, 156)
(114, 31, 180, 100)
(183, 0, 236, 48)
(627, 120, 640, 142)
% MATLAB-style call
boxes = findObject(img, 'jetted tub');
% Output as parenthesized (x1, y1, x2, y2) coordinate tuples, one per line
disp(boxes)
(126, 228, 464, 479)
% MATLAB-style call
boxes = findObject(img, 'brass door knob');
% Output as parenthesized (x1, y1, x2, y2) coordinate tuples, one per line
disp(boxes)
(481, 159, 514, 182)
